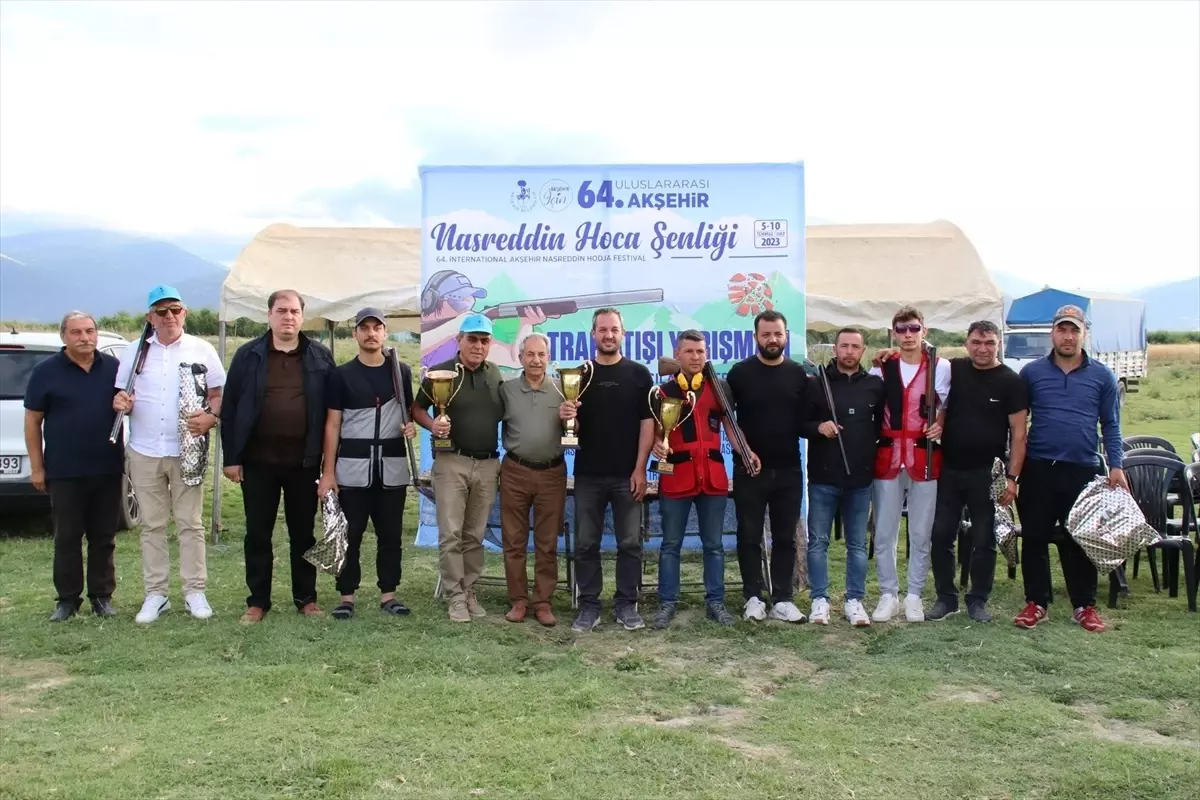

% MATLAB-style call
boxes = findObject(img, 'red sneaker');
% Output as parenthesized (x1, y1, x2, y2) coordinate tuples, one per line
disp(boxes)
(1013, 601, 1047, 629)
(1073, 606, 1106, 632)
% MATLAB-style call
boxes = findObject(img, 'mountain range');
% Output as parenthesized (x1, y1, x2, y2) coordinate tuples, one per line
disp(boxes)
(1, 228, 1196, 331)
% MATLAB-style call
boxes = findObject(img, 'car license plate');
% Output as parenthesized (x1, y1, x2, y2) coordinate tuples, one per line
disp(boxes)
(0, 456, 20, 474)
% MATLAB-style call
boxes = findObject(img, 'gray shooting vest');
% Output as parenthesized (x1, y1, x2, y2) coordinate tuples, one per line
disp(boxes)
(334, 360, 412, 489)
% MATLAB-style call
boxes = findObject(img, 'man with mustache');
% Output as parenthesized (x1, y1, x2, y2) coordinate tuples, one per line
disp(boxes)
(413, 313, 507, 623)
(318, 308, 418, 620)
(725, 309, 810, 624)
(220, 289, 337, 624)
(559, 307, 655, 632)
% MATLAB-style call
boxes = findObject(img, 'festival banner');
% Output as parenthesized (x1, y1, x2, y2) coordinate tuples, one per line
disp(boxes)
(414, 163, 806, 552)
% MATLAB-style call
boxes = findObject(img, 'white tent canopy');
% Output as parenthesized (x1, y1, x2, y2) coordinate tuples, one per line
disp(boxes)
(219, 223, 422, 329)
(805, 219, 1003, 332)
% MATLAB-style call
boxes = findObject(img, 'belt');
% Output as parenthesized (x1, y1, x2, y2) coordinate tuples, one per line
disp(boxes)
(506, 453, 565, 470)
(451, 447, 499, 460)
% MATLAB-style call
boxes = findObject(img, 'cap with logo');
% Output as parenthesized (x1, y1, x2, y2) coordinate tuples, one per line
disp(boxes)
(1052, 304, 1089, 330)
(147, 285, 182, 308)
(421, 270, 487, 315)
(459, 313, 493, 335)
(354, 307, 387, 326)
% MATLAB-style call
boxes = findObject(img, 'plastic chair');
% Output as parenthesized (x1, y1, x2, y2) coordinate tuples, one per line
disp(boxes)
(1122, 435, 1177, 454)
(1115, 453, 1198, 612)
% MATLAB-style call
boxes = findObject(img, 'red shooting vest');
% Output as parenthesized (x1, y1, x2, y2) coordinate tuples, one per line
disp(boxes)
(656, 376, 729, 499)
(874, 354, 942, 482)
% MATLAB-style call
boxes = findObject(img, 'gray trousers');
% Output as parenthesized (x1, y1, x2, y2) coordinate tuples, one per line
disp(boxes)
(872, 473, 938, 597)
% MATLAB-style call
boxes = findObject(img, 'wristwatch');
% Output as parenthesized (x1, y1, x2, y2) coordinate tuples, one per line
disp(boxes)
(1006, 473, 1018, 483)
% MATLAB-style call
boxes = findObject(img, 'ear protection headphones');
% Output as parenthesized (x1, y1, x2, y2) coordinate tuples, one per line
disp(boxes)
(421, 270, 458, 316)
(676, 372, 704, 392)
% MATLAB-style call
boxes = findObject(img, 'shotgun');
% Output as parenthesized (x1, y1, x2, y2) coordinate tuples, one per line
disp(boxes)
(922, 340, 938, 480)
(819, 363, 851, 475)
(109, 321, 153, 444)
(385, 346, 421, 483)
(657, 355, 758, 477)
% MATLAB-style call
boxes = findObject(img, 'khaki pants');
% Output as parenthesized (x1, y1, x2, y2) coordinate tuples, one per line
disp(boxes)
(127, 448, 207, 596)
(431, 453, 501, 601)
(499, 458, 567, 609)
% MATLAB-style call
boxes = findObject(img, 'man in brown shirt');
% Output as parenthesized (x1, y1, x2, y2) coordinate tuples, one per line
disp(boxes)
(220, 289, 337, 623)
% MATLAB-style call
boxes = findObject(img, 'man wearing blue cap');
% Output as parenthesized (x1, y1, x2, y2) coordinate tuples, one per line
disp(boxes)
(113, 285, 226, 623)
(413, 312, 507, 622)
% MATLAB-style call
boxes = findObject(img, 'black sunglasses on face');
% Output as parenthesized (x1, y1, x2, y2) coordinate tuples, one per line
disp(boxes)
(153, 305, 184, 317)
(894, 323, 922, 334)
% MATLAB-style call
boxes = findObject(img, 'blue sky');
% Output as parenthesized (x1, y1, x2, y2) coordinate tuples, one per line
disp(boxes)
(0, 0, 1197, 292)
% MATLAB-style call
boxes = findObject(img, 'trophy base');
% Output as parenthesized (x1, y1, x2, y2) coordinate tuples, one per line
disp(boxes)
(560, 435, 579, 448)
(433, 437, 455, 451)
(651, 461, 675, 475)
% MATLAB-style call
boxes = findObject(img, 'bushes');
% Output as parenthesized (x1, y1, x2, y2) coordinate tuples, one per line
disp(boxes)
(1148, 330, 1200, 344)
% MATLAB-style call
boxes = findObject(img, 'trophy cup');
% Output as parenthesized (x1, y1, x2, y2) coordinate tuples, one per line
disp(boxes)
(419, 364, 465, 450)
(648, 386, 696, 474)
(551, 361, 592, 447)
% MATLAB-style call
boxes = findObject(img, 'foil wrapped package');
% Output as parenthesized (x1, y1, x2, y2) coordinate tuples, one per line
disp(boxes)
(177, 363, 211, 487)
(990, 458, 1019, 568)
(304, 489, 349, 576)
(1067, 475, 1161, 571)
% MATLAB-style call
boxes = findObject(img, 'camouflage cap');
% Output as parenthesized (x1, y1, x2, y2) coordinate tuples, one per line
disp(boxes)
(1052, 304, 1089, 330)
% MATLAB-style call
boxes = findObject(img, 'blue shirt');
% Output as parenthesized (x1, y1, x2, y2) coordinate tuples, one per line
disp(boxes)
(23, 349, 124, 479)
(1021, 350, 1122, 469)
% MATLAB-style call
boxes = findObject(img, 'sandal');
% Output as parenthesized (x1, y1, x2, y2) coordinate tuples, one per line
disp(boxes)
(332, 601, 355, 620)
(381, 598, 411, 616)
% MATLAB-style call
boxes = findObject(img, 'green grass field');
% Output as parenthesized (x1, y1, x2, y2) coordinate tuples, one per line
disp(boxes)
(1, 343, 1198, 799)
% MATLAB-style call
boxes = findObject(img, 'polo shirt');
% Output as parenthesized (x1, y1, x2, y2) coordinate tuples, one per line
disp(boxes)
(500, 374, 562, 462)
(1022, 350, 1123, 469)
(420, 355, 505, 455)
(24, 349, 123, 479)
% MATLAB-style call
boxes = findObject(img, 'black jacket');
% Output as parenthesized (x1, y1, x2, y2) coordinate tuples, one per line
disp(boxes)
(800, 361, 885, 489)
(220, 332, 337, 469)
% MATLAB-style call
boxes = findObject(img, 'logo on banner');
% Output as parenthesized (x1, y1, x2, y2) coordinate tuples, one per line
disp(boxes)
(539, 179, 572, 212)
(510, 179, 537, 212)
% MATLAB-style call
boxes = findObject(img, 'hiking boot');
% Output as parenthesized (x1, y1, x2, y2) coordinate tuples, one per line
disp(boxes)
(652, 603, 676, 629)
(1073, 606, 1106, 632)
(706, 602, 736, 626)
(1013, 601, 1047, 629)
(571, 607, 601, 632)
(925, 598, 959, 621)
(966, 600, 992, 623)
(614, 604, 645, 631)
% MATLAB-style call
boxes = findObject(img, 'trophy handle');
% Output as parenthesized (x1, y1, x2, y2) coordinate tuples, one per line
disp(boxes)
(575, 360, 594, 400)
(647, 385, 664, 431)
(677, 390, 698, 428)
(548, 364, 568, 401)
(446, 362, 466, 405)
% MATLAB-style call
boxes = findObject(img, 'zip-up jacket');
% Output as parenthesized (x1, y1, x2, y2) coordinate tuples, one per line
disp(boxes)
(800, 361, 885, 489)
(220, 332, 336, 469)
(333, 358, 413, 489)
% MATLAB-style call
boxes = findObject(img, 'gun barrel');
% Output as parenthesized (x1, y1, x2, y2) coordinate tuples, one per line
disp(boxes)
(484, 288, 664, 319)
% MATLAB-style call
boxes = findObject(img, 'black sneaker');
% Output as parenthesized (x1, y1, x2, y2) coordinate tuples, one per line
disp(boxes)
(652, 603, 676, 629)
(966, 600, 993, 623)
(49, 601, 77, 622)
(614, 604, 646, 631)
(706, 602, 737, 626)
(924, 598, 959, 621)
(571, 607, 601, 632)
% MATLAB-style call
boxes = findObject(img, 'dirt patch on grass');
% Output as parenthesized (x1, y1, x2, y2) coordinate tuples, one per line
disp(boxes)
(929, 685, 1002, 704)
(616, 705, 789, 760)
(0, 657, 71, 718)
(1073, 704, 1200, 749)
(715, 651, 824, 698)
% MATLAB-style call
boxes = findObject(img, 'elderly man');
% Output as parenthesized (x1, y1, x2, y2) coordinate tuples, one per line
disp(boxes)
(318, 308, 418, 620)
(113, 286, 226, 623)
(498, 332, 567, 626)
(1014, 304, 1126, 633)
(24, 311, 124, 621)
(413, 313, 507, 623)
(221, 289, 337, 623)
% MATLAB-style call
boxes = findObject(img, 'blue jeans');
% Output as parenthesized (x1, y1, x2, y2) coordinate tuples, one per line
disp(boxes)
(806, 483, 871, 601)
(658, 493, 727, 605)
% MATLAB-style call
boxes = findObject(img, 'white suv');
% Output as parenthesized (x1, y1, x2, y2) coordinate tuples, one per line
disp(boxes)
(0, 329, 140, 529)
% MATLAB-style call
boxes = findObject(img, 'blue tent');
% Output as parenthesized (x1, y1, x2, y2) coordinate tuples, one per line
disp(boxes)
(1005, 289, 1146, 353)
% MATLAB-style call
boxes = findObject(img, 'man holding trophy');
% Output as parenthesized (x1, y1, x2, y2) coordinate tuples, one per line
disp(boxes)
(413, 313, 507, 623)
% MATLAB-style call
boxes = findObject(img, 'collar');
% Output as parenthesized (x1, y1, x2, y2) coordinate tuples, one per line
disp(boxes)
(267, 334, 304, 354)
(150, 332, 185, 347)
(56, 347, 100, 371)
(1047, 348, 1091, 369)
(823, 360, 864, 382)
(520, 373, 549, 392)
(455, 354, 490, 374)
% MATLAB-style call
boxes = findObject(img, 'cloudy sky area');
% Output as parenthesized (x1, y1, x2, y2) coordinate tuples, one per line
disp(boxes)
(0, 0, 1196, 291)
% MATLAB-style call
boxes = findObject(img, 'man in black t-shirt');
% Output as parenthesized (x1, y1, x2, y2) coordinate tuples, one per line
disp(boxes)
(925, 321, 1028, 623)
(559, 308, 654, 632)
(725, 310, 811, 624)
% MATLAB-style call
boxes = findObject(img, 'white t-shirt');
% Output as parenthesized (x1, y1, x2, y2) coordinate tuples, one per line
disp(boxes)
(870, 357, 951, 404)
(114, 332, 227, 458)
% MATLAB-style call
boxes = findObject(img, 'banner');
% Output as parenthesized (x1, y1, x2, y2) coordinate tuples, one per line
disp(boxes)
(415, 163, 806, 552)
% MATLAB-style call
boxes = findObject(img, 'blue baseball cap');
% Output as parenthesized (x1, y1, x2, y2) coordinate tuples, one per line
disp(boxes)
(147, 284, 182, 308)
(459, 313, 493, 335)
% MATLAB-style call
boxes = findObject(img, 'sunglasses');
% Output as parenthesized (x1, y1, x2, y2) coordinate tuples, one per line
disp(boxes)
(893, 323, 922, 334)
(153, 305, 185, 317)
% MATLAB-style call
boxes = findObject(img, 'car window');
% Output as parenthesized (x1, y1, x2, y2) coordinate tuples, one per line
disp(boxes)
(0, 350, 56, 400)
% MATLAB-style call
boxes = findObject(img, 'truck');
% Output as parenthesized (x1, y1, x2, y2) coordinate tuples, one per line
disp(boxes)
(1003, 287, 1148, 406)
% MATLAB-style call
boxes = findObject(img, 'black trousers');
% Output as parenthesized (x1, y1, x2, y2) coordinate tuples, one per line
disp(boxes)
(337, 485, 407, 596)
(931, 465, 996, 606)
(733, 465, 802, 604)
(1015, 459, 1103, 609)
(48, 474, 122, 604)
(573, 475, 643, 611)
(242, 462, 320, 612)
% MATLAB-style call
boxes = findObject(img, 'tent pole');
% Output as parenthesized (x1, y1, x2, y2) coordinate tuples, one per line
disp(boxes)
(211, 320, 226, 546)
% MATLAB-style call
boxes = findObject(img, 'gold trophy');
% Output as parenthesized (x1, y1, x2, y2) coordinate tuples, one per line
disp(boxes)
(419, 364, 465, 450)
(649, 386, 696, 474)
(551, 361, 592, 447)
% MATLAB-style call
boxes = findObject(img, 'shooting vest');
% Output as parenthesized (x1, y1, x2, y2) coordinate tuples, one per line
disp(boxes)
(874, 354, 942, 482)
(657, 375, 729, 499)
(334, 360, 412, 489)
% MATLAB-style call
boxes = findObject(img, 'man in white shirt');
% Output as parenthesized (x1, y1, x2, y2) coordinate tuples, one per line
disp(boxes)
(113, 286, 226, 623)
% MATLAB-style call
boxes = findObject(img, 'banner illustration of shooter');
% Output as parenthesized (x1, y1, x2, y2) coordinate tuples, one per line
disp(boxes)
(414, 163, 806, 556)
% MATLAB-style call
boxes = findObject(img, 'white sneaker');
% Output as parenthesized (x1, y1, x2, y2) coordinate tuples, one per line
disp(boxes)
(135, 595, 170, 624)
(743, 597, 768, 621)
(809, 598, 830, 625)
(845, 599, 871, 627)
(872, 593, 900, 622)
(904, 593, 925, 622)
(768, 601, 806, 623)
(185, 592, 213, 620)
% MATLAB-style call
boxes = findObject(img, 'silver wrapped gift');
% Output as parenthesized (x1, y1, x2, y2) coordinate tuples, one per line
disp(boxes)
(304, 490, 350, 576)
(1067, 475, 1161, 571)
(990, 458, 1019, 568)
(177, 363, 211, 487)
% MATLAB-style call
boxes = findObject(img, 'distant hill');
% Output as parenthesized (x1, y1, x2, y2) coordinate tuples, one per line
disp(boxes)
(0, 229, 227, 322)
(1134, 277, 1200, 332)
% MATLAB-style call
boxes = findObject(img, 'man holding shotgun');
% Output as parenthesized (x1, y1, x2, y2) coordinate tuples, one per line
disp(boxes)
(801, 328, 884, 626)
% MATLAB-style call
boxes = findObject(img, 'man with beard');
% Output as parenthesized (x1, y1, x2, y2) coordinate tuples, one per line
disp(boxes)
(724, 309, 809, 624)
(559, 307, 655, 632)
(801, 327, 884, 627)
(318, 308, 418, 620)
(413, 313, 507, 623)
(220, 289, 337, 623)
(1013, 305, 1126, 633)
